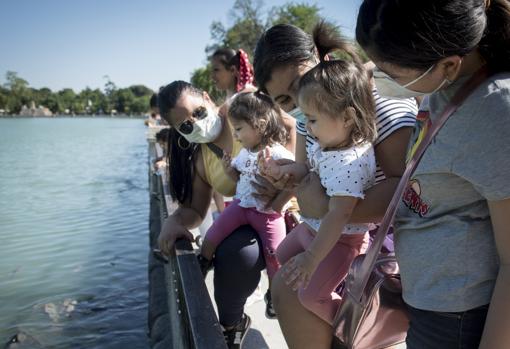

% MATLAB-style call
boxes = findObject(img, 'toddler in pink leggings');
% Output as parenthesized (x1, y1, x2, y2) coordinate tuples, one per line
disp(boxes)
(198, 92, 294, 284)
(260, 58, 376, 324)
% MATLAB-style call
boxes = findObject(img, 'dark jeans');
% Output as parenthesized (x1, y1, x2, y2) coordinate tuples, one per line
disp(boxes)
(406, 304, 489, 349)
(213, 225, 266, 327)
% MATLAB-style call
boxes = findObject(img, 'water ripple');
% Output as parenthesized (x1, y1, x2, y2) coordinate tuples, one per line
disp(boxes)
(0, 118, 149, 349)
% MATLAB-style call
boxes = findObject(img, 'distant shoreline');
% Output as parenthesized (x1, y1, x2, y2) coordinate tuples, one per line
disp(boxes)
(0, 114, 146, 119)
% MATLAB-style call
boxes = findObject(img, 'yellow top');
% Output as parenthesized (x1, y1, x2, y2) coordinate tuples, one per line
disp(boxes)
(201, 140, 243, 197)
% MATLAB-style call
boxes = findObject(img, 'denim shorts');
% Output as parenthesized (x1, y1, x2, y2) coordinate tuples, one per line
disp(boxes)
(406, 304, 489, 349)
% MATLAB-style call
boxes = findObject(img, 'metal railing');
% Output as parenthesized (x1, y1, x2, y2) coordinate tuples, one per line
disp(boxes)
(148, 139, 227, 349)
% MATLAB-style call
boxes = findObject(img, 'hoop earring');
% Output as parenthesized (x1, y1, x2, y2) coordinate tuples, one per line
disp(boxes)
(178, 136, 191, 150)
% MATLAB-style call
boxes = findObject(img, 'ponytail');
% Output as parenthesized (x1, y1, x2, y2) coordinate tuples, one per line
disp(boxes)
(254, 22, 364, 91)
(313, 21, 362, 67)
(235, 49, 254, 92)
(479, 0, 510, 72)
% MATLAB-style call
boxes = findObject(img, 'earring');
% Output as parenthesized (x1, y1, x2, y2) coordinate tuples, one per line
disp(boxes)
(177, 136, 191, 150)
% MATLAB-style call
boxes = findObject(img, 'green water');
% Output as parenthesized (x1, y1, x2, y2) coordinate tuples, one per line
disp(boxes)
(0, 118, 149, 348)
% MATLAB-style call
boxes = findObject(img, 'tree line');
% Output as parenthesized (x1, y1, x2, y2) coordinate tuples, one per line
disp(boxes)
(0, 71, 153, 115)
(190, 0, 368, 103)
(0, 1, 366, 115)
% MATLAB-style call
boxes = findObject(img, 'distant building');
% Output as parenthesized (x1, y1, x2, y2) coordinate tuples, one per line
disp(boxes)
(19, 101, 53, 117)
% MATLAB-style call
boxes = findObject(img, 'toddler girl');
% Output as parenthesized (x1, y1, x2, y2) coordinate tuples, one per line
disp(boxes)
(199, 92, 294, 285)
(260, 58, 377, 324)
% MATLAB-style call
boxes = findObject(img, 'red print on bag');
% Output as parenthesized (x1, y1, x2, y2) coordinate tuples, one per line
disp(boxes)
(402, 179, 429, 217)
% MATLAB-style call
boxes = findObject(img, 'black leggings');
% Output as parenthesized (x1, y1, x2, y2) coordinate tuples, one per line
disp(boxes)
(213, 225, 265, 327)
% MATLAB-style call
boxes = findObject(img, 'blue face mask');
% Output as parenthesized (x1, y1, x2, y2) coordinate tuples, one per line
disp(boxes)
(288, 107, 307, 124)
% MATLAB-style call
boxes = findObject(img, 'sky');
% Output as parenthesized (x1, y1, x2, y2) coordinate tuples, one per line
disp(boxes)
(0, 0, 362, 92)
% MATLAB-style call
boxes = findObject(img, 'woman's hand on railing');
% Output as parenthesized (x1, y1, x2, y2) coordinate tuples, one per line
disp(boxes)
(158, 216, 194, 256)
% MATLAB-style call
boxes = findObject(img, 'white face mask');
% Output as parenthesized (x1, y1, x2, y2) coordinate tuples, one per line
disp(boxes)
(373, 65, 448, 99)
(176, 106, 223, 143)
(288, 107, 307, 124)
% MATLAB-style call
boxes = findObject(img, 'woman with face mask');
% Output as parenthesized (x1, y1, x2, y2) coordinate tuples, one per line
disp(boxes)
(356, 0, 510, 348)
(156, 80, 295, 349)
(253, 22, 418, 348)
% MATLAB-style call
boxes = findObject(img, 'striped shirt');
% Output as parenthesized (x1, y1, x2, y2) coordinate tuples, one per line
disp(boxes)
(296, 88, 417, 183)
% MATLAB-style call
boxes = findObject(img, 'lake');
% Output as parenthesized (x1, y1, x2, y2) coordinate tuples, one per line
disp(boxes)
(0, 118, 150, 348)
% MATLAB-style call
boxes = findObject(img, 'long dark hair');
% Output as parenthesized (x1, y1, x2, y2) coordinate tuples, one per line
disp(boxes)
(158, 81, 202, 204)
(298, 24, 375, 146)
(356, 0, 510, 73)
(229, 92, 288, 147)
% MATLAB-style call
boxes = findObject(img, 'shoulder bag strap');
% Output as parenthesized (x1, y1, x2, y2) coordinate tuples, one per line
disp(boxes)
(206, 142, 224, 159)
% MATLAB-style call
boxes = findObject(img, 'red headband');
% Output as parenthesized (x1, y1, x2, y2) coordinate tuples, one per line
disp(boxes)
(236, 49, 254, 92)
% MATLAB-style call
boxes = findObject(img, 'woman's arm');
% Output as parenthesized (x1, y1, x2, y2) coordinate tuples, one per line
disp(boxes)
(294, 132, 327, 217)
(349, 127, 413, 223)
(295, 133, 307, 164)
(158, 152, 213, 255)
(222, 152, 240, 182)
(281, 111, 297, 154)
(307, 196, 358, 262)
(479, 198, 510, 349)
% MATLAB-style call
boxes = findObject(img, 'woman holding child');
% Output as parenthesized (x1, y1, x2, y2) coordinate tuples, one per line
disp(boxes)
(156, 65, 295, 348)
(253, 22, 418, 348)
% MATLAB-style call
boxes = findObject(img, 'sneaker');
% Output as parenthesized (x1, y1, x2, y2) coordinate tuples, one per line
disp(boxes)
(264, 289, 277, 319)
(196, 254, 213, 278)
(223, 313, 251, 349)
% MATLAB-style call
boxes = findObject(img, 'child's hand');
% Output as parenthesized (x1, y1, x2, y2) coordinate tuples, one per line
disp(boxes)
(258, 146, 284, 180)
(222, 152, 233, 172)
(282, 250, 320, 291)
(257, 146, 271, 175)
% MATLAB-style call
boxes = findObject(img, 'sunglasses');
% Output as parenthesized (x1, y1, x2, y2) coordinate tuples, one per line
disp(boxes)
(177, 106, 208, 135)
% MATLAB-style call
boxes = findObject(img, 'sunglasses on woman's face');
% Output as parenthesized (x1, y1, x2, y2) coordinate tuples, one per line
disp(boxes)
(177, 106, 208, 134)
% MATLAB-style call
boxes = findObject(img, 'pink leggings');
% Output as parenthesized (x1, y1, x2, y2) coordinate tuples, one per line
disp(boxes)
(205, 199, 286, 278)
(276, 223, 367, 324)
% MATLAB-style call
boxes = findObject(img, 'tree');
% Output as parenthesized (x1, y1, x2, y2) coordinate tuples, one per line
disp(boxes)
(4, 71, 28, 93)
(207, 0, 266, 57)
(192, 1, 331, 101)
(0, 86, 9, 111)
(58, 88, 77, 113)
(3, 71, 30, 113)
(190, 65, 225, 103)
(268, 2, 322, 33)
(129, 84, 153, 98)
